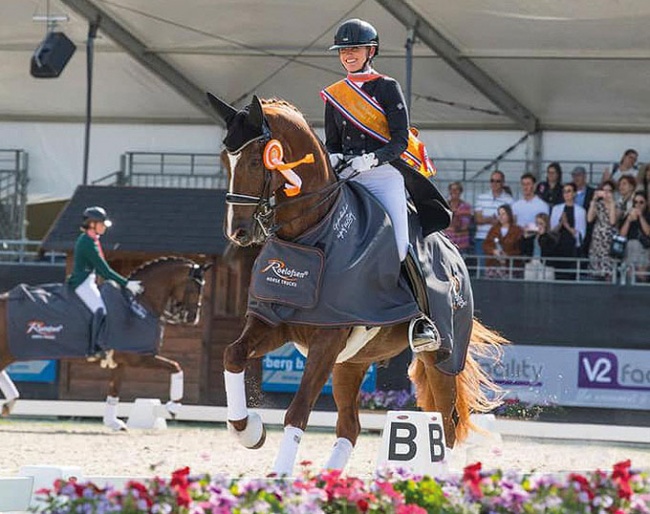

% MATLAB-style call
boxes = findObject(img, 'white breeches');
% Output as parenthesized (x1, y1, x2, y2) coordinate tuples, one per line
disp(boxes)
(75, 273, 106, 313)
(344, 162, 409, 261)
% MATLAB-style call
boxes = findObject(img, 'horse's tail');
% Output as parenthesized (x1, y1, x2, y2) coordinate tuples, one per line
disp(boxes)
(454, 318, 507, 442)
(408, 318, 506, 444)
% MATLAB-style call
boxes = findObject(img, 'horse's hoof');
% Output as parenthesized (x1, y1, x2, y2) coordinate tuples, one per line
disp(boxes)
(1, 399, 16, 417)
(227, 411, 266, 449)
(103, 418, 128, 431)
(165, 400, 182, 418)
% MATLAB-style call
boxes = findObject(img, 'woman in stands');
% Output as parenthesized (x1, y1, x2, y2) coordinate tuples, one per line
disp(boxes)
(482, 204, 523, 278)
(67, 206, 144, 357)
(444, 181, 473, 256)
(587, 180, 618, 281)
(535, 162, 564, 206)
(619, 191, 650, 283)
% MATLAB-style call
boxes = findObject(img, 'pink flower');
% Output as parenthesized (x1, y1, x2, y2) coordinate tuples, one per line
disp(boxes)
(397, 505, 428, 514)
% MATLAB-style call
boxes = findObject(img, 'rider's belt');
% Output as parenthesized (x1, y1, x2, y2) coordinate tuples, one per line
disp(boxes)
(321, 79, 436, 178)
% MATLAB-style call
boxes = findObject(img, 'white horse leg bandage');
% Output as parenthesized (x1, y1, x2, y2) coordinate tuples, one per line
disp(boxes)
(224, 370, 248, 421)
(169, 370, 184, 402)
(0, 370, 19, 401)
(324, 437, 353, 470)
(103, 395, 127, 431)
(273, 425, 303, 476)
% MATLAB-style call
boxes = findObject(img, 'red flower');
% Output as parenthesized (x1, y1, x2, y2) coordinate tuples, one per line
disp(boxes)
(171, 467, 192, 506)
(612, 460, 632, 500)
(568, 473, 595, 500)
(463, 462, 483, 498)
(356, 498, 369, 512)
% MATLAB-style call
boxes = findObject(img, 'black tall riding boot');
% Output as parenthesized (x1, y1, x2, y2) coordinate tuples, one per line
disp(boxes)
(87, 308, 108, 359)
(402, 246, 451, 362)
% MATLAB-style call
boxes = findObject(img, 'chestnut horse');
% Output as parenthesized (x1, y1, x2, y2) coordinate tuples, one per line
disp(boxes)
(0, 257, 211, 430)
(208, 93, 504, 475)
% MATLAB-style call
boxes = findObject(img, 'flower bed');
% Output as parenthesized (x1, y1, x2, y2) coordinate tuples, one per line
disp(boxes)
(34, 460, 649, 513)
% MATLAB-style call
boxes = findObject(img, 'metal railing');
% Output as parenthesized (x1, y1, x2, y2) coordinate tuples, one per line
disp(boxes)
(0, 239, 65, 264)
(92, 152, 615, 201)
(0, 150, 28, 240)
(93, 152, 228, 189)
(464, 253, 649, 285)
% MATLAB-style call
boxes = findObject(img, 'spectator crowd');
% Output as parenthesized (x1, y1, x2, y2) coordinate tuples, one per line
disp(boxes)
(443, 149, 650, 283)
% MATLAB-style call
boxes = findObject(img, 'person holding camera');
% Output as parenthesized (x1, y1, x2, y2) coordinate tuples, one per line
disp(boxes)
(619, 191, 650, 283)
(587, 180, 617, 280)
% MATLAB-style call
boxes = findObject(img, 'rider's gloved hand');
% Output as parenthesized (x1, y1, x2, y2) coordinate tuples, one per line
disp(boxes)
(348, 152, 378, 173)
(125, 280, 144, 295)
(328, 152, 344, 169)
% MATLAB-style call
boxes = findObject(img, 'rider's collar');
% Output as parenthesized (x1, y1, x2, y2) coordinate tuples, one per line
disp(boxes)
(347, 67, 382, 84)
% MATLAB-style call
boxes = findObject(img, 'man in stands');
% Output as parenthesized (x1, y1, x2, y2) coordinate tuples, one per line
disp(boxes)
(571, 166, 596, 256)
(473, 170, 513, 276)
(512, 173, 549, 256)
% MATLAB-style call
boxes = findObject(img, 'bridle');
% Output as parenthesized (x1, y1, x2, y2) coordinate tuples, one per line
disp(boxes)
(224, 129, 352, 239)
(163, 264, 206, 324)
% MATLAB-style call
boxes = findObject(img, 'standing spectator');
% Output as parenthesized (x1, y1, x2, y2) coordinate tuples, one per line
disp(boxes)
(616, 175, 637, 222)
(636, 162, 650, 196)
(572, 165, 596, 256)
(535, 162, 564, 206)
(512, 172, 549, 256)
(601, 148, 638, 184)
(534, 212, 560, 258)
(587, 181, 617, 281)
(619, 191, 650, 283)
(550, 182, 587, 280)
(473, 170, 513, 276)
(482, 204, 523, 279)
(444, 181, 473, 255)
(572, 166, 596, 209)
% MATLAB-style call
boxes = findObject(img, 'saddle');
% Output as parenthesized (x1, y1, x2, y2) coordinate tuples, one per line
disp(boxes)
(6, 282, 161, 361)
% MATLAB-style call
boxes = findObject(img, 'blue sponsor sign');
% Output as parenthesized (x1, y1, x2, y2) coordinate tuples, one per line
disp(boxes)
(6, 360, 57, 383)
(262, 343, 376, 394)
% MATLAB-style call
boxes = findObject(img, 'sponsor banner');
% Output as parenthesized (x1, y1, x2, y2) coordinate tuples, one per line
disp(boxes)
(6, 360, 57, 383)
(479, 345, 650, 410)
(262, 343, 375, 394)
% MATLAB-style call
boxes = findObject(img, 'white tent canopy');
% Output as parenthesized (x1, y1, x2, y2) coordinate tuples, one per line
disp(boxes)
(2, 0, 650, 131)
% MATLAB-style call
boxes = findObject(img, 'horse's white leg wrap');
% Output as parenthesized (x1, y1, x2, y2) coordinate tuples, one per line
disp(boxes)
(103, 396, 127, 431)
(0, 370, 19, 402)
(169, 370, 184, 402)
(224, 370, 248, 421)
(324, 437, 354, 470)
(272, 425, 303, 476)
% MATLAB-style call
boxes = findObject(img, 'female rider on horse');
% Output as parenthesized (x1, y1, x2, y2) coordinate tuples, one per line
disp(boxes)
(322, 19, 441, 354)
(67, 206, 144, 357)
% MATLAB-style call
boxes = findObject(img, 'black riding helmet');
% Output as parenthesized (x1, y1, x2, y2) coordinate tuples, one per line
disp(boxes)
(329, 18, 379, 55)
(82, 206, 112, 228)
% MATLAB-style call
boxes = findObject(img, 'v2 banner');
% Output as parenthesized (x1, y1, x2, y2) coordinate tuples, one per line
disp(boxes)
(478, 345, 650, 410)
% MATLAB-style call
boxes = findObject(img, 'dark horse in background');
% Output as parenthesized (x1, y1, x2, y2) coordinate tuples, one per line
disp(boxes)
(208, 92, 505, 476)
(0, 257, 210, 430)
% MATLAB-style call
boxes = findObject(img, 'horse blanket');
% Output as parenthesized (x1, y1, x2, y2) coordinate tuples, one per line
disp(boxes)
(248, 182, 420, 327)
(7, 282, 161, 360)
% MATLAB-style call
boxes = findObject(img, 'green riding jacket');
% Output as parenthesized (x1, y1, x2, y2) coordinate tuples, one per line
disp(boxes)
(67, 232, 128, 289)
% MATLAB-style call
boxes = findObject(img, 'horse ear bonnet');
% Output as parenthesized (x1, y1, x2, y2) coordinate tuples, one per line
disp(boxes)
(220, 95, 270, 154)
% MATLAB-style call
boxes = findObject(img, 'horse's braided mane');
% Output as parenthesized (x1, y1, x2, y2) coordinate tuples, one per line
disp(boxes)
(261, 97, 329, 157)
(128, 256, 195, 278)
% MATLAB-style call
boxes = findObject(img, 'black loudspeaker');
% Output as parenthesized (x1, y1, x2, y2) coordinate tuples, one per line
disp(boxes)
(30, 32, 76, 78)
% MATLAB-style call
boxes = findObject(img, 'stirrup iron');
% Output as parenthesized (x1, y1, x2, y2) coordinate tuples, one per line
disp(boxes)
(408, 314, 441, 353)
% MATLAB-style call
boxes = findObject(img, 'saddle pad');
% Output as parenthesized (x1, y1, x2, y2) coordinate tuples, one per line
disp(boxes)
(247, 181, 419, 327)
(7, 282, 161, 360)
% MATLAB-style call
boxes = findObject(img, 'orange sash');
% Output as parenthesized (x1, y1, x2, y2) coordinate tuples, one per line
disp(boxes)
(321, 79, 436, 177)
